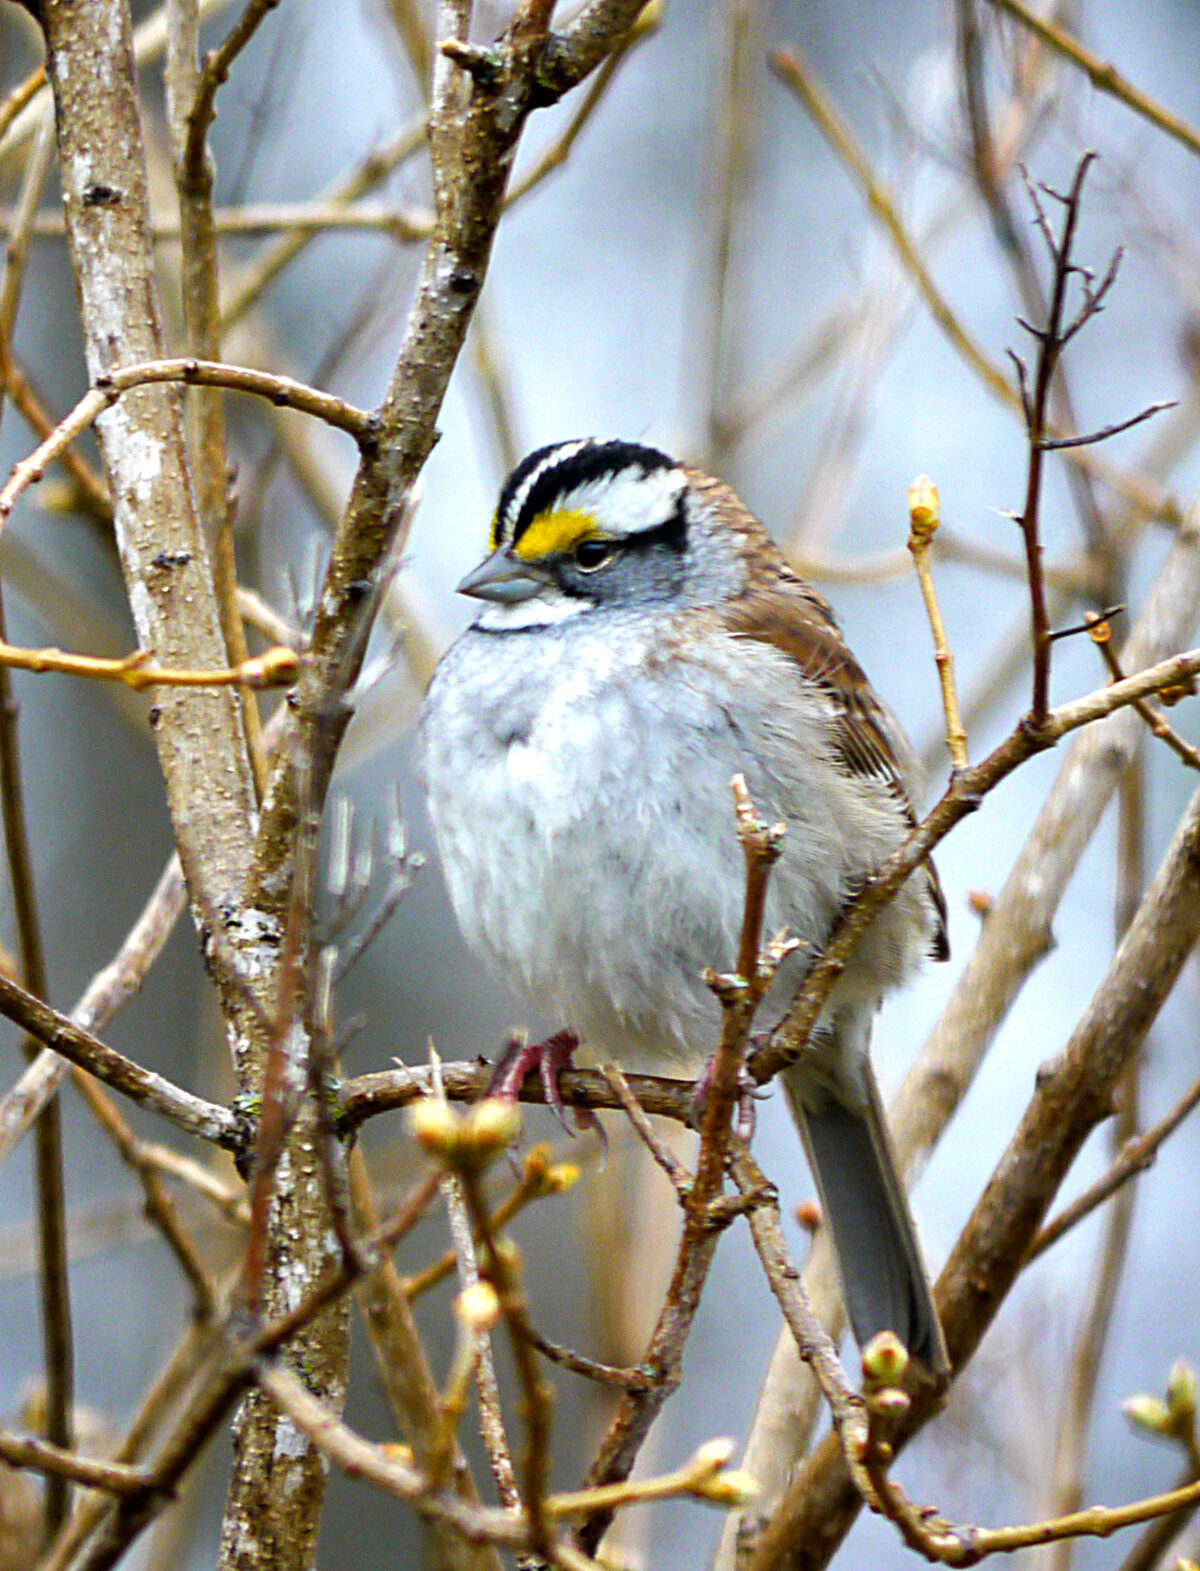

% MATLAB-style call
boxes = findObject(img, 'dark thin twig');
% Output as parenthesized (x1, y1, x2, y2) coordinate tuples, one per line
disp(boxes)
(0, 117, 74, 1538)
(1029, 1065, 1200, 1263)
(1041, 400, 1176, 452)
(597, 1060, 691, 1193)
(578, 776, 789, 1553)
(0, 1431, 158, 1498)
(0, 590, 74, 1541)
(1013, 153, 1100, 724)
(0, 970, 239, 1147)
(523, 1326, 653, 1389)
(728, 1146, 874, 1471)
(71, 1076, 217, 1319)
(1047, 605, 1125, 643)
(1087, 615, 1200, 773)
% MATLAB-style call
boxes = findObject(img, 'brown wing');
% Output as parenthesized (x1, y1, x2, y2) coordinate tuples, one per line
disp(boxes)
(723, 571, 911, 795)
(723, 565, 951, 962)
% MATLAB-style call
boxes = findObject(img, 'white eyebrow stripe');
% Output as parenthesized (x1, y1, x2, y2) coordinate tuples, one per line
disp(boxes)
(556, 465, 687, 536)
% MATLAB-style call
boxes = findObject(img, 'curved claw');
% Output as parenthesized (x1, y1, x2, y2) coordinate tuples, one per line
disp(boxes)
(690, 1057, 760, 1141)
(488, 1029, 600, 1138)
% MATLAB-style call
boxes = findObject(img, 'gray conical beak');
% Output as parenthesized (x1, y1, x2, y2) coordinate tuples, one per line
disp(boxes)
(456, 548, 550, 604)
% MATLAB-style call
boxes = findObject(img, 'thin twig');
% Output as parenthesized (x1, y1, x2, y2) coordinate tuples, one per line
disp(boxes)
(729, 1145, 874, 1491)
(836, 1467, 1200, 1566)
(0, 855, 187, 1168)
(459, 1156, 556, 1560)
(1013, 154, 1099, 725)
(258, 1362, 754, 1553)
(1086, 613, 1200, 772)
(987, 0, 1200, 161)
(0, 358, 372, 526)
(699, 0, 759, 463)
(0, 351, 111, 520)
(503, 3, 661, 211)
(0, 0, 238, 163)
(523, 1326, 651, 1389)
(37, 1315, 221, 1571)
(578, 777, 789, 1552)
(1028, 1065, 1200, 1263)
(768, 44, 1009, 405)
(767, 43, 1177, 527)
(167, 0, 266, 800)
(348, 1139, 503, 1571)
(0, 971, 241, 1149)
(0, 1432, 157, 1498)
(0, 200, 432, 241)
(0, 638, 300, 691)
(0, 97, 75, 1547)
(401, 1144, 580, 1300)
(182, 0, 282, 184)
(432, 1060, 522, 1515)
(0, 66, 46, 147)
(70, 1071, 219, 1317)
(908, 476, 968, 769)
(598, 1060, 691, 1193)
(792, 534, 1101, 593)
(1040, 401, 1176, 451)
(220, 116, 428, 328)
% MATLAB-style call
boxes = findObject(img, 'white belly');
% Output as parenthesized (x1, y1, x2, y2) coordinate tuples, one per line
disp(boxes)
(418, 614, 928, 1068)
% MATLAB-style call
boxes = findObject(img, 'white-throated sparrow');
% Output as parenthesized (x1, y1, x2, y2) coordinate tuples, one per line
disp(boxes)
(418, 438, 950, 1370)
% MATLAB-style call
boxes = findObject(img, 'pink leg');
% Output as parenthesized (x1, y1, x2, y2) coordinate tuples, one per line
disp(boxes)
(488, 1029, 598, 1135)
(689, 1055, 760, 1142)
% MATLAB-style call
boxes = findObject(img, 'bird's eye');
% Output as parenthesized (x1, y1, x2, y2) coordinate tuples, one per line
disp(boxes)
(573, 539, 615, 573)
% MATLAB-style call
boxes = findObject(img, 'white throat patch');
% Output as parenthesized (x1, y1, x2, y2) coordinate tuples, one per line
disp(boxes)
(475, 589, 589, 630)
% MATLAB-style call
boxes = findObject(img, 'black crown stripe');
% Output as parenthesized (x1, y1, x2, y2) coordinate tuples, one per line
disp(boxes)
(497, 439, 677, 548)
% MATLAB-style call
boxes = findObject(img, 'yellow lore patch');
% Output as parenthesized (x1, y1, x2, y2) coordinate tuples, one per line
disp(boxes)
(511, 508, 599, 562)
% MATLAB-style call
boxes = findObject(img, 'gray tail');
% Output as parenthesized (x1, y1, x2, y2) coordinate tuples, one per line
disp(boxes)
(784, 1056, 947, 1373)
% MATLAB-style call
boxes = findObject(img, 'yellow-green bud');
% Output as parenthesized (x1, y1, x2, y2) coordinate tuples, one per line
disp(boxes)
(908, 475, 940, 541)
(691, 1437, 737, 1475)
(866, 1387, 911, 1422)
(455, 1281, 501, 1333)
(463, 1097, 522, 1158)
(492, 1236, 523, 1281)
(1123, 1394, 1173, 1436)
(700, 1469, 761, 1508)
(862, 1330, 909, 1387)
(1167, 1358, 1197, 1427)
(546, 1161, 580, 1194)
(407, 1098, 461, 1156)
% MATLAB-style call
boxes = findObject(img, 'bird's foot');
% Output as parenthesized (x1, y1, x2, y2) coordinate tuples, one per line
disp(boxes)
(689, 1054, 761, 1142)
(488, 1029, 599, 1136)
